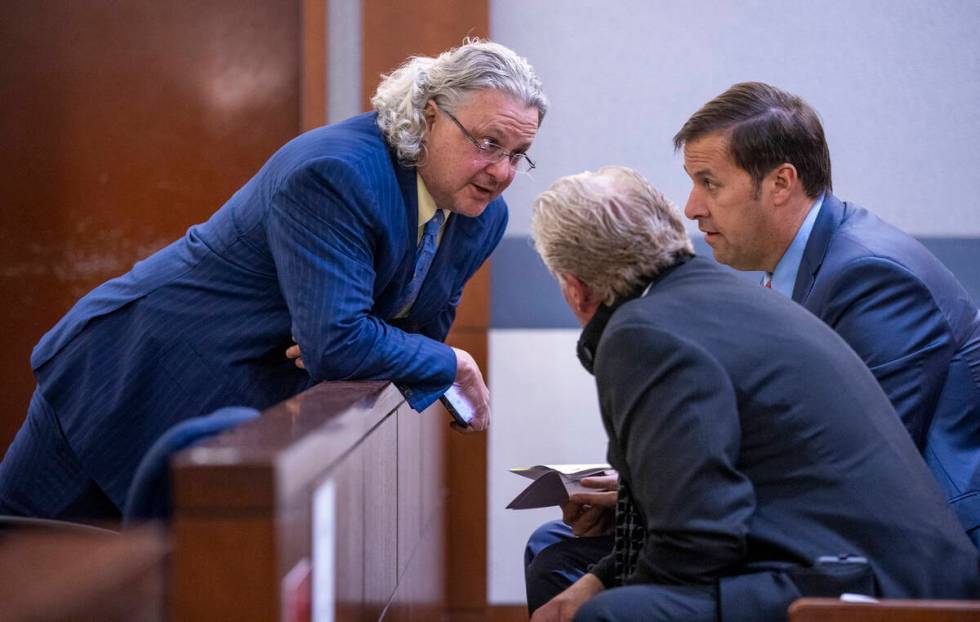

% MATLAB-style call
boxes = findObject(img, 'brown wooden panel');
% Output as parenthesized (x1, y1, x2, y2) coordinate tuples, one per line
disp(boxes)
(363, 411, 399, 617)
(386, 507, 447, 622)
(443, 328, 489, 612)
(172, 515, 279, 621)
(789, 598, 980, 622)
(172, 381, 404, 620)
(454, 262, 491, 330)
(302, 0, 328, 131)
(0, 1, 302, 454)
(487, 605, 532, 622)
(397, 402, 424, 578)
(361, 1, 489, 111)
(0, 527, 167, 622)
(332, 450, 366, 622)
(421, 395, 449, 539)
(173, 381, 397, 513)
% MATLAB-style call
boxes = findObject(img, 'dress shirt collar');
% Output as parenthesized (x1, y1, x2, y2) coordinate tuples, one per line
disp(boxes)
(769, 193, 824, 297)
(416, 173, 448, 245)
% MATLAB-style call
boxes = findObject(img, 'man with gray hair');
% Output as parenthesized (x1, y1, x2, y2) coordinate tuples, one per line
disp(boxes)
(0, 40, 547, 522)
(527, 166, 977, 622)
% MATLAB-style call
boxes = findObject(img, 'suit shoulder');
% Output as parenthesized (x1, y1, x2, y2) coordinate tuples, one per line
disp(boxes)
(824, 206, 971, 305)
(596, 309, 728, 389)
(830, 206, 933, 270)
(265, 113, 395, 187)
(482, 197, 509, 235)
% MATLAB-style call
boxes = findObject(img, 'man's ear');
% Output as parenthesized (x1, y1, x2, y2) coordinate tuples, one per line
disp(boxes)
(423, 100, 438, 130)
(768, 163, 800, 206)
(560, 273, 583, 309)
(561, 274, 599, 310)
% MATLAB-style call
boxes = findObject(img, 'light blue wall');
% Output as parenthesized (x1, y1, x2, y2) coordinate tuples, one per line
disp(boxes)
(487, 0, 980, 604)
(492, 0, 980, 238)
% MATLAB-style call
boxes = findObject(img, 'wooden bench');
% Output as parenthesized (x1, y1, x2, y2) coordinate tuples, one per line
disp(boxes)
(789, 597, 980, 621)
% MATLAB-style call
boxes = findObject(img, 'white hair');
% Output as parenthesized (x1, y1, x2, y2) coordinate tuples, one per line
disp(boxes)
(531, 166, 694, 305)
(371, 38, 548, 165)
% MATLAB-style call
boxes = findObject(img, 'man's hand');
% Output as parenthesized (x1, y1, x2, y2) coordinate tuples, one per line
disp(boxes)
(451, 347, 490, 433)
(561, 473, 618, 537)
(530, 573, 604, 622)
(287, 343, 490, 431)
(286, 341, 305, 369)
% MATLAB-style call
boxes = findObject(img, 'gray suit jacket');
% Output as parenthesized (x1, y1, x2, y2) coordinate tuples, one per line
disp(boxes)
(581, 256, 977, 619)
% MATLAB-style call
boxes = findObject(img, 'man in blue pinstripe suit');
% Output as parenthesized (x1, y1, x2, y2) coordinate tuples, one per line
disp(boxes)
(0, 40, 548, 522)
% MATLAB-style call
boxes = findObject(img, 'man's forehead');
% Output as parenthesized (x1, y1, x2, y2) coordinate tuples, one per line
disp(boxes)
(683, 132, 733, 170)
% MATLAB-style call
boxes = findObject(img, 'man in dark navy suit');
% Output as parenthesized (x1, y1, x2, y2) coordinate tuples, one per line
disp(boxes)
(0, 40, 548, 522)
(527, 166, 977, 622)
(676, 82, 980, 545)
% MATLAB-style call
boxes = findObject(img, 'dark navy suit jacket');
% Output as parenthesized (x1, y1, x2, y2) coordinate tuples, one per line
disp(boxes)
(582, 257, 977, 619)
(29, 112, 507, 508)
(793, 194, 980, 541)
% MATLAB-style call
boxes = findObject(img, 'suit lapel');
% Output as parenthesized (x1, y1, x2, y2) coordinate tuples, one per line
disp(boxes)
(381, 158, 487, 323)
(375, 156, 420, 319)
(792, 193, 846, 303)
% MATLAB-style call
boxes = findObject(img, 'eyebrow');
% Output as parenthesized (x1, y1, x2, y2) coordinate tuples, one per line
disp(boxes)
(477, 120, 536, 149)
(683, 164, 713, 178)
(484, 131, 533, 154)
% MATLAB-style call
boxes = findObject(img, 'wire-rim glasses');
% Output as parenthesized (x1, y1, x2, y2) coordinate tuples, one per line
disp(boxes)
(436, 104, 536, 173)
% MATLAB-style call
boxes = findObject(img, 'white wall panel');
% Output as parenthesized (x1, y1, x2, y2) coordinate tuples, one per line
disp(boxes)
(487, 329, 608, 603)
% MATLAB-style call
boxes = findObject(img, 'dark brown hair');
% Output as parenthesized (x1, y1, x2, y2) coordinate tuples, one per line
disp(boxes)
(674, 82, 832, 198)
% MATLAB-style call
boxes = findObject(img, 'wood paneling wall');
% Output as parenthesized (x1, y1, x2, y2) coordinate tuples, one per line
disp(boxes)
(3, 1, 497, 614)
(360, 2, 493, 616)
(0, 1, 327, 454)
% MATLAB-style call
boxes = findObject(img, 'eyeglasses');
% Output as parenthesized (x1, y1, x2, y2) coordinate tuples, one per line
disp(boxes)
(437, 104, 536, 173)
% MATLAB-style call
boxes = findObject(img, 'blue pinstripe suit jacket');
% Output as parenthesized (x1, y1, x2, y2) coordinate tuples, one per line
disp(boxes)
(29, 112, 507, 508)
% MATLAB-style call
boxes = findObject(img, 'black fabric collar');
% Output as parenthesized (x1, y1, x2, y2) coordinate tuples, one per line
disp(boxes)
(576, 253, 692, 374)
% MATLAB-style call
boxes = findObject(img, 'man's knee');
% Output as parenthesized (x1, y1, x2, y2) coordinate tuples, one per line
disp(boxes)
(526, 539, 582, 614)
(525, 519, 575, 569)
(0, 389, 118, 523)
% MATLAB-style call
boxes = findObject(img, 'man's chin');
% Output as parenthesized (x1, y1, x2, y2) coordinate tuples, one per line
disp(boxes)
(451, 199, 491, 219)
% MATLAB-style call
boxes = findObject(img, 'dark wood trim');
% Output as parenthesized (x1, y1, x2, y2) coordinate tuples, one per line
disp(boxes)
(451, 605, 529, 622)
(789, 597, 980, 622)
(360, 2, 492, 613)
(301, 0, 327, 131)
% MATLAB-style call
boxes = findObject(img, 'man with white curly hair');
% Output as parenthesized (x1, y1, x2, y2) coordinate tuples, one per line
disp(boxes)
(527, 166, 977, 622)
(0, 40, 547, 522)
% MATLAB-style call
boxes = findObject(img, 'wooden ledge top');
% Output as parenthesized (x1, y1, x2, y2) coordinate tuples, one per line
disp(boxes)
(173, 380, 407, 513)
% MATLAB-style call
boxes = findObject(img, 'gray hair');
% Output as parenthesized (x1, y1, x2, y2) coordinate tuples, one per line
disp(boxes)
(531, 166, 694, 306)
(371, 38, 548, 165)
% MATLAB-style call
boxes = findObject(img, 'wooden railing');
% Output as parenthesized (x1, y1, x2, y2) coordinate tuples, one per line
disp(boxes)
(171, 380, 448, 621)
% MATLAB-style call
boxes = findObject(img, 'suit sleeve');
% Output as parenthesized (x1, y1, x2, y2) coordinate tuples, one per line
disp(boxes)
(266, 159, 456, 411)
(818, 257, 955, 448)
(589, 323, 756, 586)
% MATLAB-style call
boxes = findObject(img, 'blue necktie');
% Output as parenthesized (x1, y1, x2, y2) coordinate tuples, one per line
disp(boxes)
(395, 210, 445, 313)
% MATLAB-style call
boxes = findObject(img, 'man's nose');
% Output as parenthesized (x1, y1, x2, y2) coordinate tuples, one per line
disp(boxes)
(683, 189, 704, 220)
(485, 156, 513, 181)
